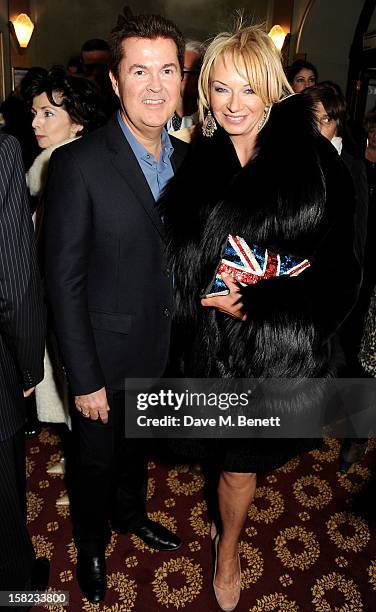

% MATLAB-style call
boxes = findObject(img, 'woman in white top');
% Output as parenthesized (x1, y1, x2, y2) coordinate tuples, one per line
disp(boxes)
(25, 68, 105, 491)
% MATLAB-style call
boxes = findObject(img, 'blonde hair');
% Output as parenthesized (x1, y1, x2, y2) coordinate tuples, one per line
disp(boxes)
(198, 22, 293, 122)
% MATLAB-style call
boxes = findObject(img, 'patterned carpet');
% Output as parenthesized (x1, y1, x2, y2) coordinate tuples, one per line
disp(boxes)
(26, 428, 376, 611)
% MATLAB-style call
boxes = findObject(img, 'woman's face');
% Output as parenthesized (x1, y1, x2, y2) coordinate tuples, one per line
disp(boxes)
(315, 101, 337, 141)
(292, 68, 316, 93)
(209, 54, 265, 142)
(31, 92, 82, 149)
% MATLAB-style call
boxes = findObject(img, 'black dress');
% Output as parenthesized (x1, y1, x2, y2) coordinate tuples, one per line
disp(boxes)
(162, 95, 361, 473)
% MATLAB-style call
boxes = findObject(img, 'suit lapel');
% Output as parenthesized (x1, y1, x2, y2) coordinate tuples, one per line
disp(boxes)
(106, 116, 165, 238)
(170, 135, 188, 173)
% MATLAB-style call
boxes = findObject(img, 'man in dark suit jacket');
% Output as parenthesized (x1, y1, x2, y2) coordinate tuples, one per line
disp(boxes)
(44, 14, 188, 603)
(0, 134, 45, 592)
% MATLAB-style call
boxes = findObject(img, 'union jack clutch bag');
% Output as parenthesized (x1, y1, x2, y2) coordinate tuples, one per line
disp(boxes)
(203, 234, 311, 298)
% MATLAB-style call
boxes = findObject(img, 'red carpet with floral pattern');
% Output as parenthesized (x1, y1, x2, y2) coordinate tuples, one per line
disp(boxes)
(26, 428, 376, 611)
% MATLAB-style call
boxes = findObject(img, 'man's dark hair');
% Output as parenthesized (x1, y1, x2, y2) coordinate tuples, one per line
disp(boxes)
(24, 67, 106, 135)
(109, 14, 185, 78)
(81, 38, 110, 53)
(303, 81, 347, 137)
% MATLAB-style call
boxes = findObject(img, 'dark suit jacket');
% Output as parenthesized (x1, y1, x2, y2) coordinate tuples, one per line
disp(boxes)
(0, 134, 45, 441)
(340, 150, 370, 367)
(44, 115, 188, 395)
(341, 150, 368, 266)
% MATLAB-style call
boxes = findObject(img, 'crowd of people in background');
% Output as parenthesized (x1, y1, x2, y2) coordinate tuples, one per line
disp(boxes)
(0, 11, 375, 612)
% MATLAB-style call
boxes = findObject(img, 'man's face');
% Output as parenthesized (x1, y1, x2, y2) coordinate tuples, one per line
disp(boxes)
(110, 37, 181, 136)
(181, 49, 200, 115)
(315, 101, 337, 142)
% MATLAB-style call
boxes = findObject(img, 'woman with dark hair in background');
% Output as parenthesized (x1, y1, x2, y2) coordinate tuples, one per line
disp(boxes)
(25, 67, 106, 494)
(286, 58, 318, 92)
(26, 67, 106, 241)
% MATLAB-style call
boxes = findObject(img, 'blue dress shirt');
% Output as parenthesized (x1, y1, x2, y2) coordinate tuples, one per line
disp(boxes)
(117, 111, 174, 201)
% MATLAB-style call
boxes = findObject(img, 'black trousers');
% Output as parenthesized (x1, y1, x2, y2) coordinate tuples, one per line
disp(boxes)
(69, 390, 148, 555)
(0, 427, 35, 590)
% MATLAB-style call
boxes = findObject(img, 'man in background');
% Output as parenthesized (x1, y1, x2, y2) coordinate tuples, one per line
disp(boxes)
(80, 38, 118, 117)
(81, 38, 111, 71)
(167, 39, 202, 132)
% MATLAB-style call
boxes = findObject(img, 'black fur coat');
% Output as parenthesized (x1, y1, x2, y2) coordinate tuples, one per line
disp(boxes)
(163, 95, 361, 381)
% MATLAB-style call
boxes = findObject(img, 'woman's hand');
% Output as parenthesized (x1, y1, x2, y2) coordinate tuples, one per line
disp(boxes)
(201, 273, 247, 320)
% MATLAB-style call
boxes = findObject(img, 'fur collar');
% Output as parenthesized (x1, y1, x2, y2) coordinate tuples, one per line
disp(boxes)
(163, 93, 338, 258)
(26, 137, 79, 197)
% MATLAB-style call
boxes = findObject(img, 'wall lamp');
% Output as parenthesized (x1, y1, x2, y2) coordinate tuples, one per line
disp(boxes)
(268, 25, 287, 51)
(11, 13, 35, 49)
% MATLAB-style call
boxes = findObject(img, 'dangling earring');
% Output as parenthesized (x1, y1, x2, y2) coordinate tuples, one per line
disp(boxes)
(258, 105, 271, 132)
(202, 110, 217, 138)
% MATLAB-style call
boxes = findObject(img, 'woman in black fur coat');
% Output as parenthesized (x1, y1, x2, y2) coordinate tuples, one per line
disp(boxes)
(163, 24, 361, 611)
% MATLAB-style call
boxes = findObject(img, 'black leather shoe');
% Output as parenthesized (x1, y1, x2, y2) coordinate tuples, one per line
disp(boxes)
(130, 519, 181, 551)
(24, 420, 41, 438)
(27, 558, 50, 610)
(76, 552, 107, 603)
(31, 557, 50, 591)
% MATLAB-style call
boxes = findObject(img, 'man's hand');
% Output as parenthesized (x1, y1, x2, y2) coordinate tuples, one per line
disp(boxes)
(75, 387, 110, 423)
(23, 387, 36, 398)
(201, 273, 247, 321)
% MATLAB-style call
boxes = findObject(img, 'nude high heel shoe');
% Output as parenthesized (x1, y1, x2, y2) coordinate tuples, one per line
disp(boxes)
(212, 534, 241, 612)
(210, 521, 218, 540)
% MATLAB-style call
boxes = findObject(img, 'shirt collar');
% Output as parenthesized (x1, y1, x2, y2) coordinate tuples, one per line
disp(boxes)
(160, 125, 174, 164)
(331, 135, 343, 155)
(117, 110, 173, 164)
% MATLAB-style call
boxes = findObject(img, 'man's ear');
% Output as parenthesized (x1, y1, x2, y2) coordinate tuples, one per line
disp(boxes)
(109, 71, 119, 97)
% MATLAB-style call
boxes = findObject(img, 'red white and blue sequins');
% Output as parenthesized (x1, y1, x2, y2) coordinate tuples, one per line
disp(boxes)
(205, 235, 311, 297)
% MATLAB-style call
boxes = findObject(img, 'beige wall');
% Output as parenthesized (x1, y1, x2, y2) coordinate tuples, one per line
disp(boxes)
(6, 0, 364, 96)
(30, 0, 125, 68)
(30, 0, 270, 69)
(290, 0, 364, 90)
